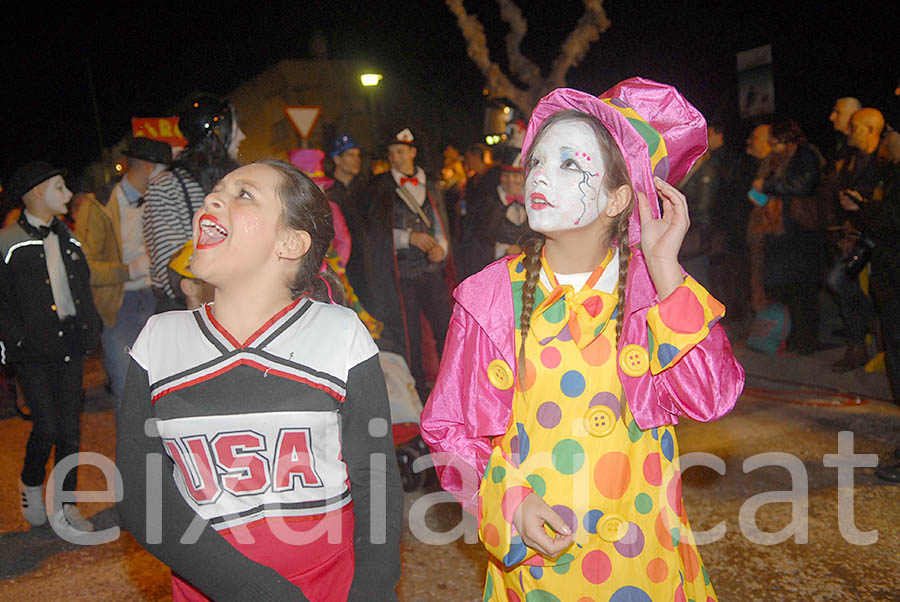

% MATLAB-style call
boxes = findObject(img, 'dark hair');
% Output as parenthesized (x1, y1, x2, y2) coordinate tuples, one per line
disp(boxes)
(254, 159, 346, 305)
(517, 110, 633, 375)
(771, 119, 806, 145)
(174, 134, 240, 194)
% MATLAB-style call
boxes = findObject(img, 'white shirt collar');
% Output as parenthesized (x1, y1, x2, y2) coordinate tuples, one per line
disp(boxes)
(390, 166, 425, 187)
(23, 209, 52, 228)
(540, 247, 619, 295)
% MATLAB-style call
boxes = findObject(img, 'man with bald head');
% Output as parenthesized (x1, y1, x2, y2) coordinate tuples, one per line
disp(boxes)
(828, 108, 885, 372)
(841, 117, 900, 379)
(829, 97, 862, 167)
(830, 97, 863, 136)
(848, 108, 885, 152)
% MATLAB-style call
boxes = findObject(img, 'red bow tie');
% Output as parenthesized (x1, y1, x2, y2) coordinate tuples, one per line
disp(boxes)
(506, 194, 524, 205)
(401, 176, 419, 186)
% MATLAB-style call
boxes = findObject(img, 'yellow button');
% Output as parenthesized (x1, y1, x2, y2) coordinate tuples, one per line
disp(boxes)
(584, 405, 616, 437)
(487, 359, 514, 390)
(598, 513, 629, 542)
(619, 344, 649, 377)
(50, 304, 57, 312)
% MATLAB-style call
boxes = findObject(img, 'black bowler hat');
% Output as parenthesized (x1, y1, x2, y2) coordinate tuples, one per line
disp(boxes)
(124, 137, 173, 165)
(7, 161, 65, 203)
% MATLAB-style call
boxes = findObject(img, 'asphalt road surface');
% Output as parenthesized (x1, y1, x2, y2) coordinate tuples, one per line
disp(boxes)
(1, 345, 898, 601)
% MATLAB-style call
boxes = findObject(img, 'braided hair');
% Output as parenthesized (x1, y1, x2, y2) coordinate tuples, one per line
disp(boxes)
(517, 111, 634, 376)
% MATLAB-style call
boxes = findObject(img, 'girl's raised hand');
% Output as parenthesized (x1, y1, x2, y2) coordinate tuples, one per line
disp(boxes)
(512, 492, 575, 559)
(638, 176, 690, 261)
(637, 177, 689, 300)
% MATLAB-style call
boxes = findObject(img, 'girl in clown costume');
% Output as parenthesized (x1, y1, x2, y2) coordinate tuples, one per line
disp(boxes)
(421, 78, 744, 601)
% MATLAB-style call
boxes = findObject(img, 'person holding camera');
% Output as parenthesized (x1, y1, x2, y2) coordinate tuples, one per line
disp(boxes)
(827, 108, 884, 372)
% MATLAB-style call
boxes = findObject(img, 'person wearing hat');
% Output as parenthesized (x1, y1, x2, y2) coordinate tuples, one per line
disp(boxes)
(289, 148, 352, 266)
(367, 128, 453, 400)
(75, 137, 171, 408)
(0, 161, 102, 539)
(421, 79, 743, 599)
(289, 148, 385, 340)
(326, 134, 370, 302)
(143, 93, 245, 311)
(466, 145, 532, 274)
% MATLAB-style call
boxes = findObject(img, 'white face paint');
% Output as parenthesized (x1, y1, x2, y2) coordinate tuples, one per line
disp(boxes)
(227, 120, 246, 160)
(41, 175, 72, 216)
(525, 119, 607, 233)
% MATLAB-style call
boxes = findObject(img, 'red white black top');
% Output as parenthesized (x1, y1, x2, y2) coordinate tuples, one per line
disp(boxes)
(118, 298, 402, 601)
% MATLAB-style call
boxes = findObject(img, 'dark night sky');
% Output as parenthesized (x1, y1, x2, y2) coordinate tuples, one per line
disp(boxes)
(2, 0, 898, 181)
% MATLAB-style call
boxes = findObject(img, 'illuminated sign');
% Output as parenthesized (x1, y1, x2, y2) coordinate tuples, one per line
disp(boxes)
(132, 117, 187, 146)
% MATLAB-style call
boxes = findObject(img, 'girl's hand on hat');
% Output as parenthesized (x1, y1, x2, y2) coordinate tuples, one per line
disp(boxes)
(638, 177, 689, 300)
(512, 492, 575, 559)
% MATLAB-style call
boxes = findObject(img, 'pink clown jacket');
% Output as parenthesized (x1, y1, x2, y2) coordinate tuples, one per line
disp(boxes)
(420, 252, 745, 515)
(421, 79, 746, 515)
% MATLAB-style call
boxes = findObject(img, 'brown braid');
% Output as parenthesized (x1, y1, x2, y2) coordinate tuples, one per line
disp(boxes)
(516, 236, 545, 384)
(614, 215, 632, 344)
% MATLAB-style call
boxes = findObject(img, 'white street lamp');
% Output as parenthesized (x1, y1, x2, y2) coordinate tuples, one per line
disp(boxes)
(360, 73, 383, 87)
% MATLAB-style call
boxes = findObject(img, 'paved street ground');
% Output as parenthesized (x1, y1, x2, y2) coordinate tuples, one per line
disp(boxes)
(1, 342, 898, 601)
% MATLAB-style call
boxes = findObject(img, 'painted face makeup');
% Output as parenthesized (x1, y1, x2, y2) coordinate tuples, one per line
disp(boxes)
(41, 175, 72, 216)
(525, 119, 607, 233)
(227, 121, 246, 160)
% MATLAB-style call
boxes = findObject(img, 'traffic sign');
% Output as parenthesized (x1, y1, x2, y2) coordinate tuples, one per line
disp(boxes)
(284, 106, 321, 140)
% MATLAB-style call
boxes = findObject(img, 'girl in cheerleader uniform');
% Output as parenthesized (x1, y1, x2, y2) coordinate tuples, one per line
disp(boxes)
(117, 160, 402, 602)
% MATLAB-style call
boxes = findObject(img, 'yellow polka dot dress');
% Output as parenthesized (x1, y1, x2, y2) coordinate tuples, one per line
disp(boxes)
(477, 252, 723, 602)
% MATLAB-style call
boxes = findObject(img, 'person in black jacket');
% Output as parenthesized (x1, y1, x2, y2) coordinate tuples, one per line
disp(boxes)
(365, 128, 453, 399)
(751, 119, 827, 353)
(0, 161, 102, 538)
(827, 108, 883, 372)
(325, 134, 370, 304)
(465, 145, 531, 273)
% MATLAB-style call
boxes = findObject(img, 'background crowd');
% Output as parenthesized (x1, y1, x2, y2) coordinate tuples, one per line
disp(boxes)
(1, 79, 899, 536)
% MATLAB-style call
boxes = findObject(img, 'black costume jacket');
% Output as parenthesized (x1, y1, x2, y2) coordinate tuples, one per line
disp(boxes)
(0, 214, 102, 364)
(364, 170, 453, 359)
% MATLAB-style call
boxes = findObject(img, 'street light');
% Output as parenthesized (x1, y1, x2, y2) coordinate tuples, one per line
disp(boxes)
(360, 73, 383, 87)
(360, 73, 383, 146)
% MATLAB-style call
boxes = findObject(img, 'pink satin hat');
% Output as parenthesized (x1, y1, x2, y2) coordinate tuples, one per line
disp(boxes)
(521, 77, 707, 227)
(288, 148, 334, 191)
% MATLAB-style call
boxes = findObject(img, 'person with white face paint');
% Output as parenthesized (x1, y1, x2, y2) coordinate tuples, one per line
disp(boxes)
(1, 161, 102, 540)
(467, 147, 532, 273)
(422, 79, 744, 601)
(75, 137, 172, 408)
